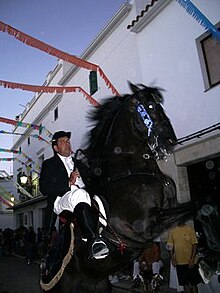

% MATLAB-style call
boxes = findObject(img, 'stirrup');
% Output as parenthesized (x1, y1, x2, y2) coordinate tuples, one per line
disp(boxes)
(90, 239, 109, 260)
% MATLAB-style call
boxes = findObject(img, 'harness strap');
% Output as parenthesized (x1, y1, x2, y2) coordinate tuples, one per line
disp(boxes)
(105, 171, 154, 184)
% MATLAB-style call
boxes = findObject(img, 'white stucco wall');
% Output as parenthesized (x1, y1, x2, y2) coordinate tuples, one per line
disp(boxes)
(0, 212, 14, 230)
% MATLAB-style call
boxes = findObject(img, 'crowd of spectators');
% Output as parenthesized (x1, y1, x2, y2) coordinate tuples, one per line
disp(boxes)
(0, 226, 44, 264)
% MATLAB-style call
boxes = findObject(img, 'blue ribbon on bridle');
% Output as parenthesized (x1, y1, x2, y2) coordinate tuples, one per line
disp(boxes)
(137, 103, 153, 137)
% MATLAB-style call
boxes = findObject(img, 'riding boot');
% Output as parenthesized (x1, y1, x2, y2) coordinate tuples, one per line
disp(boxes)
(74, 202, 109, 259)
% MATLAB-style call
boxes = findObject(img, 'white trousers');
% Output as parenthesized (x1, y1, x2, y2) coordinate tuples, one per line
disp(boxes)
(53, 188, 91, 215)
(133, 260, 163, 279)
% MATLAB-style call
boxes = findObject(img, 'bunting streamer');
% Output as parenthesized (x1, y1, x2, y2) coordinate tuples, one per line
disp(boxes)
(0, 158, 40, 173)
(15, 158, 28, 167)
(0, 116, 53, 138)
(176, 0, 220, 42)
(0, 21, 120, 96)
(0, 148, 35, 167)
(0, 185, 19, 204)
(0, 147, 20, 154)
(0, 149, 40, 173)
(0, 81, 100, 107)
(0, 157, 29, 167)
(0, 196, 13, 207)
(0, 130, 50, 144)
(21, 151, 35, 164)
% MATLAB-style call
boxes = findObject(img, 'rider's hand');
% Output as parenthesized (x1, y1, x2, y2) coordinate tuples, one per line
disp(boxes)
(69, 170, 80, 186)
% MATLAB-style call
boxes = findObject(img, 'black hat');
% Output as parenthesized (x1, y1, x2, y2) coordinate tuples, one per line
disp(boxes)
(52, 131, 71, 143)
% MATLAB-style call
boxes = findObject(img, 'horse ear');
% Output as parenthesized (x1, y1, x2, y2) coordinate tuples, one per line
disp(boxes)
(128, 81, 141, 94)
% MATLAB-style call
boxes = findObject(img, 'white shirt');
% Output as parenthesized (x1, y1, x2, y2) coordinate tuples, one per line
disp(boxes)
(57, 153, 85, 189)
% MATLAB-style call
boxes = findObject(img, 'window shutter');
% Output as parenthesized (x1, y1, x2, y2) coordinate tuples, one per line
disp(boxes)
(89, 71, 98, 95)
(201, 33, 220, 87)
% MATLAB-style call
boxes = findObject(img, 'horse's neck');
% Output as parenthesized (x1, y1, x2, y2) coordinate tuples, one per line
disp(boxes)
(104, 138, 160, 177)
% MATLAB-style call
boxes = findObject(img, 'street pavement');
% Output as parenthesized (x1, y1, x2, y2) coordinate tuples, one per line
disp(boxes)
(0, 255, 41, 293)
(0, 255, 176, 293)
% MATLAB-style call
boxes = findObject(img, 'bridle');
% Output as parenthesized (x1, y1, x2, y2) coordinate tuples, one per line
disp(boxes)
(132, 94, 172, 160)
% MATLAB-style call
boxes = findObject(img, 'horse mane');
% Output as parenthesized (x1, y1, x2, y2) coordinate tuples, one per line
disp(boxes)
(85, 95, 128, 153)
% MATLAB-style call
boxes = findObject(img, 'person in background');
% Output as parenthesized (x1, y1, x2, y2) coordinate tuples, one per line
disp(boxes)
(25, 226, 36, 264)
(36, 227, 44, 258)
(39, 131, 109, 259)
(133, 241, 163, 289)
(167, 222, 202, 293)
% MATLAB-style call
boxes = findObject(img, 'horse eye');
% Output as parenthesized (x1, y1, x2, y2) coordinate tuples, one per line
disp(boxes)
(148, 103, 155, 110)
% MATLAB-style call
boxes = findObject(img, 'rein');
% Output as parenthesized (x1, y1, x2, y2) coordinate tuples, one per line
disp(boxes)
(102, 228, 153, 252)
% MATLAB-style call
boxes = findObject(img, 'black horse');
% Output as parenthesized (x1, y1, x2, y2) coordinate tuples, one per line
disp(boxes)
(40, 83, 219, 292)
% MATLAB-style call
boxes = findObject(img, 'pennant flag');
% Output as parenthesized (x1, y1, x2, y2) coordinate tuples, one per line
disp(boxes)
(176, 0, 220, 42)
(0, 21, 120, 96)
(0, 81, 100, 107)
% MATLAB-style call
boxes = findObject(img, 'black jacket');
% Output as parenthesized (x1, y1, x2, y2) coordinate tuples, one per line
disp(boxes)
(39, 153, 72, 233)
(39, 153, 71, 198)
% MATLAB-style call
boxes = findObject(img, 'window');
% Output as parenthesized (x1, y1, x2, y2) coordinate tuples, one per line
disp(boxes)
(39, 123, 42, 135)
(89, 71, 98, 95)
(196, 24, 220, 90)
(54, 106, 58, 121)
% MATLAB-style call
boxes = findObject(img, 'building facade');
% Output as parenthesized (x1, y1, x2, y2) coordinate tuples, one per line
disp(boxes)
(0, 175, 14, 229)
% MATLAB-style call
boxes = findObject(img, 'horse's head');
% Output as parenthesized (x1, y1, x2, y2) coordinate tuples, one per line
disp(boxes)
(128, 82, 177, 160)
(85, 82, 177, 163)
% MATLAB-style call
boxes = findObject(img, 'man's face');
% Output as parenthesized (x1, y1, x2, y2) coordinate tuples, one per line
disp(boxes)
(53, 136, 72, 157)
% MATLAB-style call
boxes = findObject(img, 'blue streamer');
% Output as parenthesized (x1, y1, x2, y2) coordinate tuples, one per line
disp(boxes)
(176, 0, 220, 43)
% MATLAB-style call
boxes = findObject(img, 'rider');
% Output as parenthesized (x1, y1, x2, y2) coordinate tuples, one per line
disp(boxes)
(39, 130, 109, 259)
